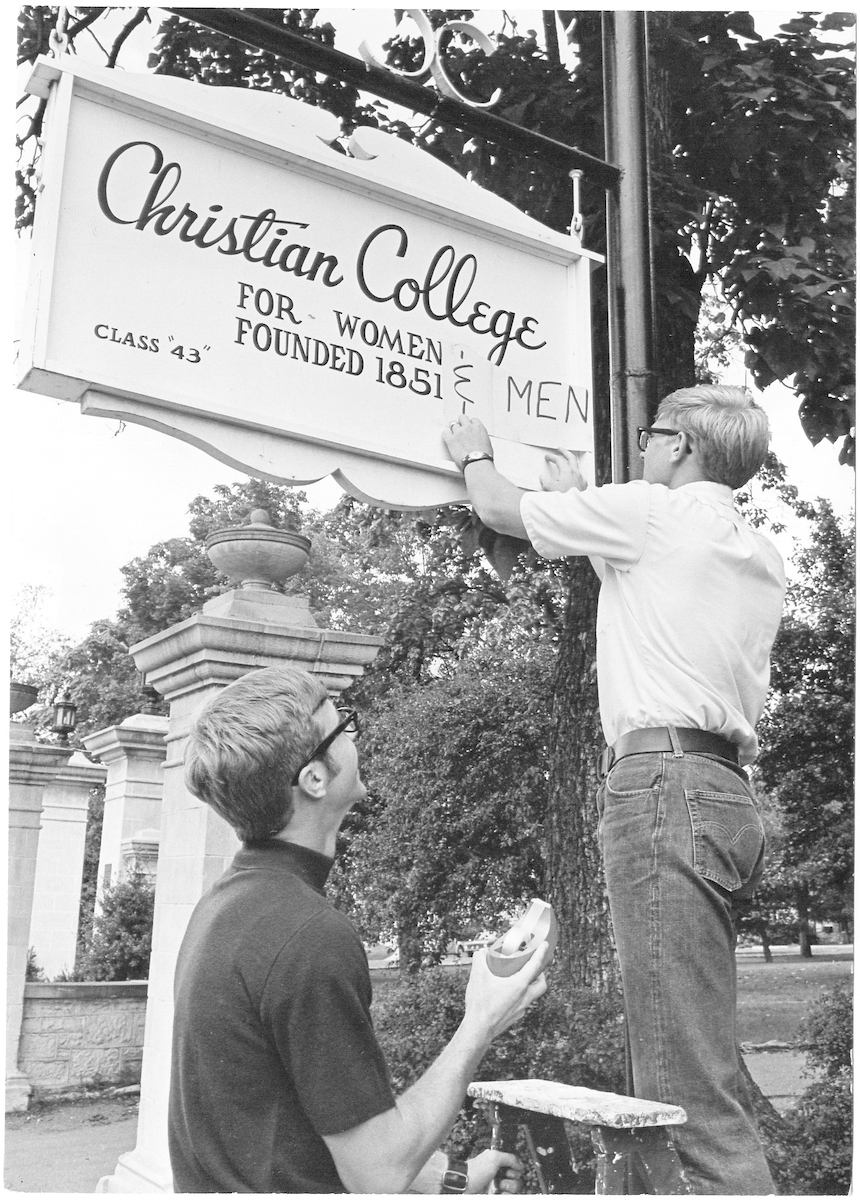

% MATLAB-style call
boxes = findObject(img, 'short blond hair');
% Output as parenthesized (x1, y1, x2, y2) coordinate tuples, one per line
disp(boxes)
(657, 384, 770, 488)
(185, 667, 329, 841)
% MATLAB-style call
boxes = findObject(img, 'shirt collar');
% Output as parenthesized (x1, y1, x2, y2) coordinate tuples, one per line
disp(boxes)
(677, 480, 736, 510)
(234, 838, 334, 893)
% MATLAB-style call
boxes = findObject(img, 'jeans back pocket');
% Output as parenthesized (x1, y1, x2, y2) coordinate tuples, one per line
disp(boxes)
(685, 789, 765, 894)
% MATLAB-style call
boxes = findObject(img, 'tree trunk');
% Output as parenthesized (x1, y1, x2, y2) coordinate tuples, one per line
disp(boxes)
(544, 559, 618, 989)
(796, 882, 813, 958)
(760, 925, 773, 964)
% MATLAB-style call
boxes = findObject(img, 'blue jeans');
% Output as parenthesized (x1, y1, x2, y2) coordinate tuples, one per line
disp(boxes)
(597, 744, 775, 1195)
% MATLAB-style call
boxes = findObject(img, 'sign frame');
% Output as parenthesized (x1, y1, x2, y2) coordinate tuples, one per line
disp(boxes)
(17, 57, 602, 508)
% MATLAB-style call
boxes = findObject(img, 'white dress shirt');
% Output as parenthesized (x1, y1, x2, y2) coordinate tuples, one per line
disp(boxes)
(520, 480, 786, 764)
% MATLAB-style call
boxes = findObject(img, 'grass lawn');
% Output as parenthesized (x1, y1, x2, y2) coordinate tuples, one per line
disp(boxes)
(735, 948, 852, 1045)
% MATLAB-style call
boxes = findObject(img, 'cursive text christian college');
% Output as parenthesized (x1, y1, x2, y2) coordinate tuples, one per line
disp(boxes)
(96, 140, 546, 366)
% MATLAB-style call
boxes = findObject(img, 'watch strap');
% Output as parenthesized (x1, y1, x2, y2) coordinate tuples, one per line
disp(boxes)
(460, 450, 495, 471)
(441, 1157, 469, 1193)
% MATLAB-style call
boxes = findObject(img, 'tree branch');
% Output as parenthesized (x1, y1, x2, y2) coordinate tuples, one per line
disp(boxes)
(695, 196, 719, 282)
(542, 11, 561, 66)
(16, 95, 47, 152)
(66, 10, 107, 42)
(106, 8, 149, 69)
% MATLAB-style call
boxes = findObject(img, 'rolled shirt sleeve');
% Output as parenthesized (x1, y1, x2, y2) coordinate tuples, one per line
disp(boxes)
(520, 482, 651, 569)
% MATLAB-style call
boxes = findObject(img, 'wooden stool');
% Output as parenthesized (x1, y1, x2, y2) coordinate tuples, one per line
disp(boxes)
(467, 1079, 690, 1195)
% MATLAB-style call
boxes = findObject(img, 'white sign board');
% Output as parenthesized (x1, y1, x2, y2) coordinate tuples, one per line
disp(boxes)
(17, 58, 601, 508)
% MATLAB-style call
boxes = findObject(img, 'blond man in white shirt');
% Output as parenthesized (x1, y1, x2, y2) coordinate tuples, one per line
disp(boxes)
(443, 385, 784, 1195)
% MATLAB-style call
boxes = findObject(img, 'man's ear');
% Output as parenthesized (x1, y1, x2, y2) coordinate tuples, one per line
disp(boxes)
(294, 760, 328, 800)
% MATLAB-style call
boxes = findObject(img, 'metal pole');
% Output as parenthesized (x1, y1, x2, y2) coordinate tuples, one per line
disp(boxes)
(164, 8, 620, 191)
(601, 11, 656, 483)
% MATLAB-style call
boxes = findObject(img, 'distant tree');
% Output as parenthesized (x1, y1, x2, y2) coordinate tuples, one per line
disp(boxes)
(756, 504, 855, 953)
(338, 644, 555, 971)
(59, 618, 155, 739)
(74, 786, 105, 967)
(9, 584, 72, 715)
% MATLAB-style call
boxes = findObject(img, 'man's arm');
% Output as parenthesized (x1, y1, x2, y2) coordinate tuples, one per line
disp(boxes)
(442, 416, 529, 538)
(323, 944, 548, 1193)
(441, 419, 590, 540)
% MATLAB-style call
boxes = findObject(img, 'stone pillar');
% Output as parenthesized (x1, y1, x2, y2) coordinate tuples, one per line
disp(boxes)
(7, 724, 73, 1111)
(28, 750, 106, 982)
(98, 588, 384, 1192)
(82, 714, 169, 902)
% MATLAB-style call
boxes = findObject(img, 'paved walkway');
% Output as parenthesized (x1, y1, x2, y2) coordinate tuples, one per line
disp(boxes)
(4, 1094, 138, 1193)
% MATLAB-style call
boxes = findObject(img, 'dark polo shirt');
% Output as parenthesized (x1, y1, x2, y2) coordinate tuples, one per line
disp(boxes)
(168, 839, 395, 1193)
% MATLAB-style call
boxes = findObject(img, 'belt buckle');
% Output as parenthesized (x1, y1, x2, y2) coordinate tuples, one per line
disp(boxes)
(597, 746, 614, 781)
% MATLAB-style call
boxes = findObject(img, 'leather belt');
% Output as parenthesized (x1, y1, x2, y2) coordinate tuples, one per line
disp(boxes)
(597, 727, 739, 780)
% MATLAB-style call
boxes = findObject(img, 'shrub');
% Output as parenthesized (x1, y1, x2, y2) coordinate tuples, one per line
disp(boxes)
(373, 966, 626, 1192)
(778, 1071, 852, 1194)
(75, 869, 155, 981)
(775, 983, 853, 1195)
(801, 980, 852, 1076)
(26, 947, 45, 982)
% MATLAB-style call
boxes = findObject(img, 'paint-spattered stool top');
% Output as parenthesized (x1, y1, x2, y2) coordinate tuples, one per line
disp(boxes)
(468, 1079, 687, 1128)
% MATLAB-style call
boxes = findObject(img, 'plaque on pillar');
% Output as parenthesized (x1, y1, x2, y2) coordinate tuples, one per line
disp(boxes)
(121, 828, 160, 879)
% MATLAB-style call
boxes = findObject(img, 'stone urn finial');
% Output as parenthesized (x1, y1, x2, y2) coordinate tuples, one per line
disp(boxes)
(205, 509, 311, 591)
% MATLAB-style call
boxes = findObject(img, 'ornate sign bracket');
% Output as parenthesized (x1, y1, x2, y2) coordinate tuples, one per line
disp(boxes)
(359, 11, 502, 110)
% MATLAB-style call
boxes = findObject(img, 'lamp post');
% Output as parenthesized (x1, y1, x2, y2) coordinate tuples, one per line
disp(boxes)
(51, 689, 77, 744)
(602, 10, 657, 483)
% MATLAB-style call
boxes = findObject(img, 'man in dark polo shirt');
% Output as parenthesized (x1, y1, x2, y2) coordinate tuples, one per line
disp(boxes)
(169, 666, 548, 1194)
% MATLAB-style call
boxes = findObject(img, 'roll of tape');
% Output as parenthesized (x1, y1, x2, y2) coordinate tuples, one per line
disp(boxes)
(486, 899, 558, 976)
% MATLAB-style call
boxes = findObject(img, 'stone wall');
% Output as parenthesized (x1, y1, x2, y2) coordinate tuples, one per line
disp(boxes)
(19, 981, 147, 1100)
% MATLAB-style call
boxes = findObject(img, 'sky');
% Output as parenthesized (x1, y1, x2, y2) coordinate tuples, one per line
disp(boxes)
(9, 7, 855, 647)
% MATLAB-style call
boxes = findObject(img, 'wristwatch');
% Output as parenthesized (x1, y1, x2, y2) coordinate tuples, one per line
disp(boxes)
(459, 450, 494, 472)
(441, 1157, 469, 1193)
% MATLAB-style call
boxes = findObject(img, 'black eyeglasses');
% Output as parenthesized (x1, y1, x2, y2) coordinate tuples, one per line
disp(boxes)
(291, 707, 360, 786)
(637, 426, 681, 452)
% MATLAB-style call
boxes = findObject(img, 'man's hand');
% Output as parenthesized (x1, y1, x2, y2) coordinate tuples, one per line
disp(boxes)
(439, 414, 529, 539)
(465, 1150, 524, 1194)
(462, 943, 549, 1043)
(442, 414, 493, 468)
(539, 449, 588, 494)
